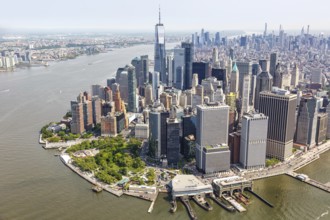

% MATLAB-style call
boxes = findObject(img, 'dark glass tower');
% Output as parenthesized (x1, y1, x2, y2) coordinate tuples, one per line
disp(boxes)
(127, 65, 137, 112)
(181, 42, 194, 90)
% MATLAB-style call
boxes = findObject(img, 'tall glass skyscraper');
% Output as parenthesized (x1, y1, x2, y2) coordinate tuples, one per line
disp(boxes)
(154, 9, 166, 85)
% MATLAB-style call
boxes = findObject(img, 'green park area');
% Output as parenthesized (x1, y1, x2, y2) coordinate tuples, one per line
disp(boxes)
(66, 136, 152, 185)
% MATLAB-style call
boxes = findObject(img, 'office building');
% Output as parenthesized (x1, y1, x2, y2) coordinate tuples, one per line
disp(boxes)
(196, 102, 230, 173)
(269, 53, 278, 80)
(127, 64, 137, 112)
(228, 132, 241, 164)
(173, 48, 185, 90)
(145, 84, 153, 106)
(310, 68, 322, 84)
(291, 63, 299, 87)
(230, 62, 239, 94)
(92, 96, 102, 125)
(259, 89, 297, 160)
(135, 123, 149, 139)
(152, 72, 160, 100)
(193, 61, 209, 84)
(154, 9, 166, 84)
(240, 112, 268, 169)
(254, 70, 273, 110)
(181, 42, 194, 90)
(295, 95, 318, 149)
(70, 101, 85, 134)
(316, 113, 327, 145)
(166, 109, 181, 165)
(101, 113, 117, 136)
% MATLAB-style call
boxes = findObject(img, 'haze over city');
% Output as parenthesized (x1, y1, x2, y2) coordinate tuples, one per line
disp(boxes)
(1, 0, 330, 33)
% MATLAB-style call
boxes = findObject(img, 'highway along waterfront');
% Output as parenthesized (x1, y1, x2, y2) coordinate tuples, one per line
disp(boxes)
(0, 43, 329, 220)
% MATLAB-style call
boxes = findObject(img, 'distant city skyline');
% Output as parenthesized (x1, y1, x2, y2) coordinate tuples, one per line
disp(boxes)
(1, 0, 330, 33)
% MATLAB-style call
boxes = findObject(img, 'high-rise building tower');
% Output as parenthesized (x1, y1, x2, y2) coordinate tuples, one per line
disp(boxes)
(154, 8, 166, 84)
(127, 65, 137, 112)
(259, 89, 297, 161)
(152, 72, 160, 100)
(254, 70, 273, 110)
(166, 108, 181, 165)
(113, 83, 123, 112)
(92, 96, 102, 125)
(193, 61, 209, 85)
(166, 53, 174, 87)
(240, 112, 268, 169)
(173, 48, 185, 90)
(196, 102, 230, 173)
(269, 53, 278, 80)
(141, 55, 149, 84)
(181, 42, 194, 90)
(264, 22, 267, 37)
(295, 95, 318, 149)
(192, 73, 199, 89)
(70, 101, 85, 134)
(145, 84, 153, 106)
(291, 63, 299, 87)
(230, 62, 239, 94)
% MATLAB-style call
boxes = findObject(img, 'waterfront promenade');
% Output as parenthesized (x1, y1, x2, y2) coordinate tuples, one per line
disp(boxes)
(241, 142, 330, 188)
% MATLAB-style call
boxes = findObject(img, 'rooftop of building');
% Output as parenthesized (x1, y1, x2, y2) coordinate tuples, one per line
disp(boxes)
(242, 112, 268, 120)
(213, 176, 251, 186)
(197, 102, 229, 109)
(170, 175, 212, 192)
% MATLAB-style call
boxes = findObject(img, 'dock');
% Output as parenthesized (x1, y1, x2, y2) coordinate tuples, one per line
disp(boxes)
(246, 189, 274, 208)
(148, 190, 159, 213)
(223, 196, 246, 212)
(286, 172, 330, 193)
(180, 197, 198, 220)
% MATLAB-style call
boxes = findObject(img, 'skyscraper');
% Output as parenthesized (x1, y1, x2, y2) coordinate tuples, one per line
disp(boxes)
(269, 53, 278, 80)
(295, 95, 318, 149)
(173, 48, 185, 90)
(181, 42, 194, 90)
(254, 70, 273, 111)
(145, 84, 153, 106)
(166, 108, 181, 165)
(192, 61, 209, 84)
(196, 102, 230, 173)
(154, 8, 166, 84)
(70, 101, 85, 134)
(259, 89, 297, 160)
(166, 53, 174, 87)
(152, 72, 160, 100)
(230, 62, 239, 94)
(127, 65, 137, 112)
(141, 55, 149, 84)
(291, 63, 299, 87)
(92, 96, 102, 125)
(240, 112, 268, 169)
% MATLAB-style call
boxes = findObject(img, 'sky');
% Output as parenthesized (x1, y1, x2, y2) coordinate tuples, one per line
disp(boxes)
(1, 0, 330, 33)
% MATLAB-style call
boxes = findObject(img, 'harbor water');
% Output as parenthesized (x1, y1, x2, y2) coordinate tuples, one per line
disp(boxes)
(0, 43, 329, 220)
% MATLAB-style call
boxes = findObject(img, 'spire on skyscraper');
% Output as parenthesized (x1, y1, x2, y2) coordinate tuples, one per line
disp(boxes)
(159, 5, 161, 24)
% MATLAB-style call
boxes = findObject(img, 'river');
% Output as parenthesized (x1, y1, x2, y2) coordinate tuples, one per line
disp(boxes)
(0, 43, 329, 220)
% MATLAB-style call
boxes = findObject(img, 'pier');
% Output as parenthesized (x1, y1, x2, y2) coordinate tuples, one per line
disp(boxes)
(246, 189, 274, 208)
(286, 172, 330, 193)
